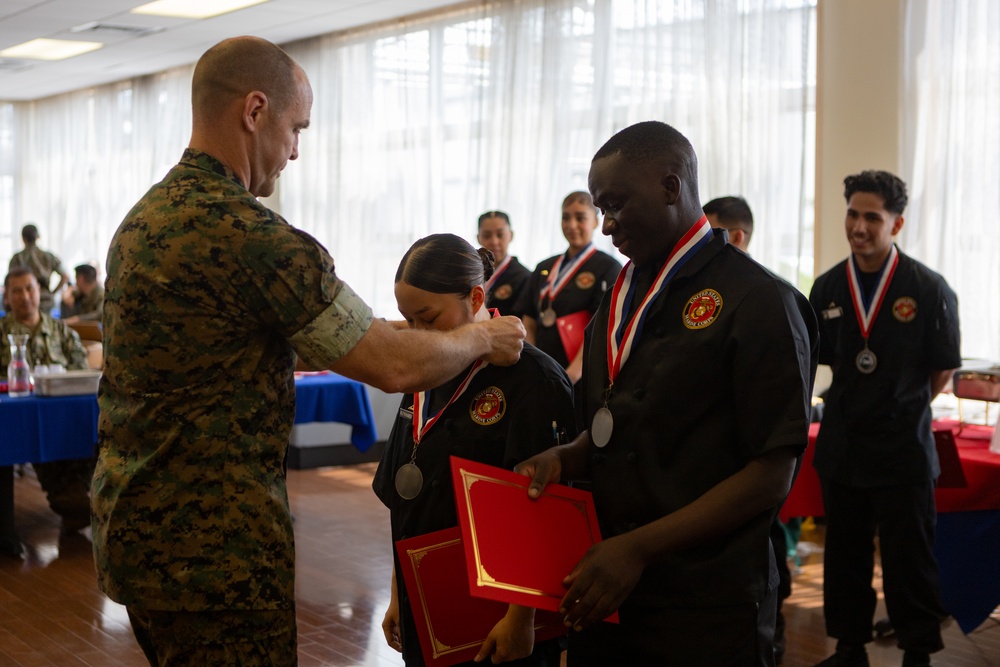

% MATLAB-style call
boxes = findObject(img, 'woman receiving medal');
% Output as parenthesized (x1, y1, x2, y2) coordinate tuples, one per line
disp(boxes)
(477, 210, 532, 317)
(519, 192, 621, 383)
(372, 233, 576, 666)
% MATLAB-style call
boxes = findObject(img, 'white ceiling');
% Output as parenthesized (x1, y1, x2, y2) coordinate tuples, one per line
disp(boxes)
(0, 0, 463, 102)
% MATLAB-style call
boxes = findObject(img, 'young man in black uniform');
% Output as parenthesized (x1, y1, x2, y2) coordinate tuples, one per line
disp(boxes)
(809, 170, 961, 667)
(704, 195, 754, 252)
(516, 121, 818, 666)
(705, 194, 794, 665)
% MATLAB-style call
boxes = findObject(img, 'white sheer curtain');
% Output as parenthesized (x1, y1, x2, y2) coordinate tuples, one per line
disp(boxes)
(0, 103, 16, 263)
(901, 0, 1000, 360)
(280, 0, 817, 316)
(2, 0, 816, 319)
(6, 67, 192, 277)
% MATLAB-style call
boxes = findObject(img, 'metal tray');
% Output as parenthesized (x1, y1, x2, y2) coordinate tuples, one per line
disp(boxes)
(953, 368, 1000, 403)
(34, 370, 102, 397)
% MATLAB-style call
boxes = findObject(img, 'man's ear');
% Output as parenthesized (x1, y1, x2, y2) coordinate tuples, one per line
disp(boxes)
(661, 173, 681, 206)
(891, 214, 905, 236)
(242, 91, 268, 132)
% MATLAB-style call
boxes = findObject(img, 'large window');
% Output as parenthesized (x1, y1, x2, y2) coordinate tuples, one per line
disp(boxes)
(901, 0, 1000, 359)
(3, 0, 817, 320)
(282, 0, 818, 316)
(0, 103, 16, 263)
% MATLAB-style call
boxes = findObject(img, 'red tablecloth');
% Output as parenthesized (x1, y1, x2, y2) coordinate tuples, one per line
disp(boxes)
(781, 420, 999, 521)
(780, 419, 1000, 634)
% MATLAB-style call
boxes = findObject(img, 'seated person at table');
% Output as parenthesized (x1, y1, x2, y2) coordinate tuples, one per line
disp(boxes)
(1, 267, 92, 532)
(373, 234, 576, 666)
(61, 264, 105, 324)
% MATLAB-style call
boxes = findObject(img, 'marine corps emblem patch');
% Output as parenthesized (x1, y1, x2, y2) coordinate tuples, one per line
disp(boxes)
(493, 284, 513, 300)
(470, 386, 506, 425)
(683, 289, 723, 330)
(575, 272, 596, 289)
(893, 297, 917, 323)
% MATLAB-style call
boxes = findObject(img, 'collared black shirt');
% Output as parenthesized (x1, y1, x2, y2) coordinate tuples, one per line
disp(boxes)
(581, 229, 817, 608)
(518, 249, 622, 367)
(486, 256, 532, 317)
(809, 250, 961, 486)
(373, 344, 576, 666)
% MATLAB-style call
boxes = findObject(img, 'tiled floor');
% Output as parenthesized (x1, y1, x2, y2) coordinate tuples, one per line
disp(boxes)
(1, 463, 998, 666)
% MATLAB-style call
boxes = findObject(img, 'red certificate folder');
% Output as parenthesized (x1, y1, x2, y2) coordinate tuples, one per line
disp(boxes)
(555, 310, 591, 361)
(450, 456, 618, 622)
(395, 527, 566, 667)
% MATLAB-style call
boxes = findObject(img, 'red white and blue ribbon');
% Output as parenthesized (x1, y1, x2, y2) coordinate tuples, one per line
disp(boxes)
(411, 309, 498, 444)
(606, 217, 713, 383)
(847, 244, 898, 341)
(539, 243, 598, 308)
(484, 255, 513, 293)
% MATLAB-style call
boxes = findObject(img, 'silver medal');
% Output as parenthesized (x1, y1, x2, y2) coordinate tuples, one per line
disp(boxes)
(591, 407, 614, 448)
(855, 347, 877, 374)
(540, 308, 557, 327)
(395, 462, 424, 499)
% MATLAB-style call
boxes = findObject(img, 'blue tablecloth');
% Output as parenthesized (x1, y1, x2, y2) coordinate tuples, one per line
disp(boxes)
(293, 373, 378, 451)
(0, 392, 100, 465)
(0, 372, 377, 466)
(936, 509, 1000, 634)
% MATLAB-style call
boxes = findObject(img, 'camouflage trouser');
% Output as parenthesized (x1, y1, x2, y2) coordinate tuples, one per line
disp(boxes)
(126, 607, 297, 666)
(33, 457, 96, 530)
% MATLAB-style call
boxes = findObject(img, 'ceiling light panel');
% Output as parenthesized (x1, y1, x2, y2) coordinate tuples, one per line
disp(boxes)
(130, 0, 271, 19)
(0, 38, 103, 61)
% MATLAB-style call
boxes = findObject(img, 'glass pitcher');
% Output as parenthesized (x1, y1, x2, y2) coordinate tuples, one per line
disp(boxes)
(7, 333, 32, 397)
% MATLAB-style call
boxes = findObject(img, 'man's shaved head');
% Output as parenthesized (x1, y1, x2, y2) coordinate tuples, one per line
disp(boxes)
(192, 36, 301, 120)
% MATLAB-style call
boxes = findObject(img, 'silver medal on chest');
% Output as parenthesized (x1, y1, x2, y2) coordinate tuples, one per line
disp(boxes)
(855, 347, 877, 374)
(591, 407, 614, 448)
(395, 462, 424, 499)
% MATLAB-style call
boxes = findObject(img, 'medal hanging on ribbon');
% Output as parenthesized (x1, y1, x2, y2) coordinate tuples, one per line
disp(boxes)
(846, 244, 898, 375)
(593, 218, 713, 447)
(395, 311, 499, 498)
(538, 244, 598, 327)
(395, 360, 488, 498)
(484, 255, 513, 294)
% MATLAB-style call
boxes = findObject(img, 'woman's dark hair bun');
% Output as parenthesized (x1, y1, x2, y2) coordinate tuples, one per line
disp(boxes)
(477, 247, 496, 282)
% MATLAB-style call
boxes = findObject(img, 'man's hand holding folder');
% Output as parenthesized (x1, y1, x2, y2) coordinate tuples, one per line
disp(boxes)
(451, 456, 619, 628)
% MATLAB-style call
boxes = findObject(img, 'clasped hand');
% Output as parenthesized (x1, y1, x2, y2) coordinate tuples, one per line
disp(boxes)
(514, 450, 645, 632)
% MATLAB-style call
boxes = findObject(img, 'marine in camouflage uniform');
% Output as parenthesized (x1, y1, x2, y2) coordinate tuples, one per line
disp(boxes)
(92, 141, 374, 663)
(1, 274, 93, 531)
(61, 277, 105, 322)
(94, 37, 526, 666)
(0, 314, 89, 372)
(8, 225, 69, 313)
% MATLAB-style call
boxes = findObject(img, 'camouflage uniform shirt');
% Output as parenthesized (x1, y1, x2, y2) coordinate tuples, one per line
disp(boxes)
(0, 313, 88, 374)
(63, 284, 105, 321)
(92, 149, 373, 612)
(9, 245, 67, 312)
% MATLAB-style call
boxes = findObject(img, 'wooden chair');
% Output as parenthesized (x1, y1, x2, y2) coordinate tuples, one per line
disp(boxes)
(67, 321, 102, 342)
(66, 321, 103, 369)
